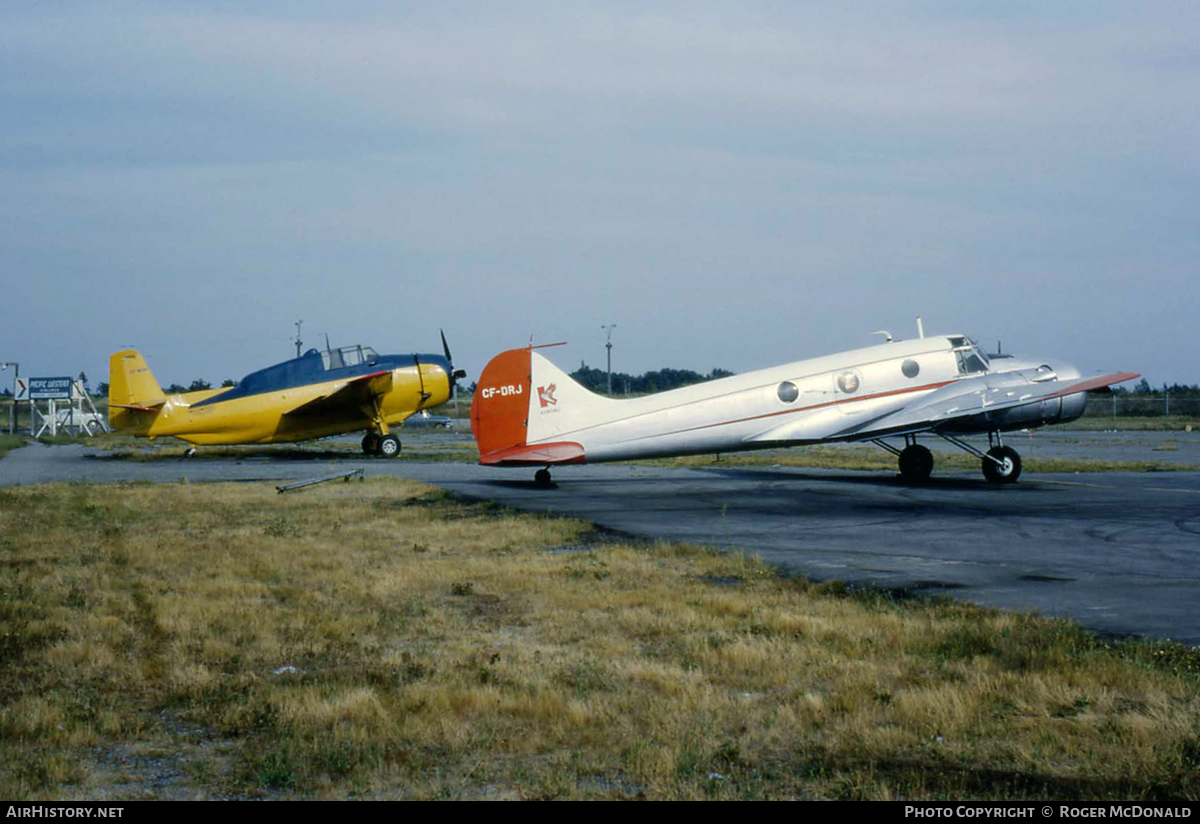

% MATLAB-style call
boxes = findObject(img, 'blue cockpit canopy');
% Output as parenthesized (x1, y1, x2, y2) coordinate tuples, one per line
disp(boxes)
(220, 344, 381, 399)
(320, 345, 379, 371)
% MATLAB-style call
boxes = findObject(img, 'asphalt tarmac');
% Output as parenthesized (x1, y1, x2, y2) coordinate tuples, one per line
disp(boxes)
(3, 440, 1199, 646)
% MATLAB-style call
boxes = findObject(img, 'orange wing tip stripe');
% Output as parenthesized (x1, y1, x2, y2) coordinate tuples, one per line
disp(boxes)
(1044, 372, 1140, 400)
(479, 442, 586, 466)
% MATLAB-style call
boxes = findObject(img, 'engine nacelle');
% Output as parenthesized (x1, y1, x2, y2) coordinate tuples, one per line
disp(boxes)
(940, 390, 1089, 433)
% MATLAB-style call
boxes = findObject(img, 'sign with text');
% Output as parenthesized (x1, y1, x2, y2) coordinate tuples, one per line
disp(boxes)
(29, 377, 73, 400)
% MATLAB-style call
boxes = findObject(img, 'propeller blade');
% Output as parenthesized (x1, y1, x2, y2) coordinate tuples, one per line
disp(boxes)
(440, 328, 467, 383)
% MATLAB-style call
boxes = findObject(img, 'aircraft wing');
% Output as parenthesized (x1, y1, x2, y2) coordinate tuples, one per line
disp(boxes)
(841, 371, 1140, 439)
(282, 370, 393, 417)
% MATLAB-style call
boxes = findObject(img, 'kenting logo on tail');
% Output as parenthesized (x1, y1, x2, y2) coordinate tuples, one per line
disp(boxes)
(538, 384, 558, 408)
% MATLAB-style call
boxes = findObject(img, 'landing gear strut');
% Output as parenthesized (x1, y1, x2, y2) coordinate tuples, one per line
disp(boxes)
(940, 432, 1022, 484)
(873, 432, 1023, 484)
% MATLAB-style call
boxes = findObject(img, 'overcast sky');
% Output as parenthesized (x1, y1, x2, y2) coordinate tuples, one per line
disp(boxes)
(2, 1, 1197, 392)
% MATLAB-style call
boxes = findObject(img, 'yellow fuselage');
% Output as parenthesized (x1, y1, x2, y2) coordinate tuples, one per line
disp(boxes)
(124, 362, 450, 445)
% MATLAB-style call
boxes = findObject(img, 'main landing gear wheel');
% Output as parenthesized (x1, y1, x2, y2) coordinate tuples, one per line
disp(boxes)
(534, 468, 552, 487)
(377, 434, 402, 458)
(898, 444, 934, 481)
(362, 433, 380, 455)
(982, 446, 1021, 484)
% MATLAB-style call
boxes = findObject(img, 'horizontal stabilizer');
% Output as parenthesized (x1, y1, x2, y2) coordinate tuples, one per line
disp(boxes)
(479, 441, 586, 467)
(109, 400, 167, 412)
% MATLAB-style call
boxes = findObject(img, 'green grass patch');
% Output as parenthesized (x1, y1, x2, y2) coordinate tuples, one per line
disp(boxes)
(0, 434, 28, 460)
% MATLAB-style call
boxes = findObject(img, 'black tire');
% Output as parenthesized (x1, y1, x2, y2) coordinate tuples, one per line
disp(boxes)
(377, 434, 402, 458)
(898, 444, 934, 481)
(534, 468, 552, 487)
(982, 446, 1021, 484)
(362, 433, 379, 455)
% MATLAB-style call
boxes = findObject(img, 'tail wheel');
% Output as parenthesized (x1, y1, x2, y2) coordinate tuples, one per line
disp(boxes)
(534, 468, 552, 487)
(362, 433, 380, 455)
(377, 434, 402, 458)
(982, 446, 1021, 484)
(898, 444, 934, 481)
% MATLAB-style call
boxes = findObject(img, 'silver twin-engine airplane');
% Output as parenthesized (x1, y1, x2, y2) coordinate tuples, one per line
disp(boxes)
(471, 327, 1138, 486)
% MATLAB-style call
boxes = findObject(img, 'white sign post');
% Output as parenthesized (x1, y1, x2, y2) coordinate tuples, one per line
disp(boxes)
(27, 376, 108, 438)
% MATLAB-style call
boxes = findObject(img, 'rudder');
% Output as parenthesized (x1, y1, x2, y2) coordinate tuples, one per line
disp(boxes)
(471, 347, 532, 458)
(108, 350, 166, 433)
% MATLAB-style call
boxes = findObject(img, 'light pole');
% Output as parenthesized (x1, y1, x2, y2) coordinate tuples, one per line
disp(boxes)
(294, 320, 304, 358)
(1, 362, 16, 435)
(601, 325, 617, 395)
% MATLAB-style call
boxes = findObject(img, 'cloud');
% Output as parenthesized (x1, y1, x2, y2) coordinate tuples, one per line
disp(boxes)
(0, 1, 1196, 383)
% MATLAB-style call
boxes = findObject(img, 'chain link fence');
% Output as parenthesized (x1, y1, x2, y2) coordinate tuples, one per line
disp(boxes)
(1080, 394, 1200, 429)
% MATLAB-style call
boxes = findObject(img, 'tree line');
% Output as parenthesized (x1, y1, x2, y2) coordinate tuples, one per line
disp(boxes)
(1114, 379, 1200, 397)
(567, 363, 735, 395)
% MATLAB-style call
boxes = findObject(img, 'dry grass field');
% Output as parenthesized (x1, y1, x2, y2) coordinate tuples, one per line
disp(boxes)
(1, 478, 1199, 800)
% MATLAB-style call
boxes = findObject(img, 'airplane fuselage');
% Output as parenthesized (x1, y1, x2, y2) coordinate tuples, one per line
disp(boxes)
(112, 347, 454, 446)
(147, 365, 449, 444)
(472, 333, 1127, 486)
(528, 337, 1077, 461)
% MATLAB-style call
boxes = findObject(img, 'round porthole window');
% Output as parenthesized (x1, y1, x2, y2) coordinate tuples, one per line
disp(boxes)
(836, 371, 860, 394)
(777, 381, 799, 403)
(902, 359, 920, 379)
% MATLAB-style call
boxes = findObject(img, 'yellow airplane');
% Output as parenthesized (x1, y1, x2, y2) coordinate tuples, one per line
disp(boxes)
(108, 335, 464, 456)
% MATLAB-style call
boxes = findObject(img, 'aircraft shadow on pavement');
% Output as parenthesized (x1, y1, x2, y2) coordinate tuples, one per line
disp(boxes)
(697, 465, 1040, 492)
(476, 466, 1059, 497)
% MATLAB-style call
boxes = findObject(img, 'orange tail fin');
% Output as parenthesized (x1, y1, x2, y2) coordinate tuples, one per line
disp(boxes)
(471, 347, 532, 459)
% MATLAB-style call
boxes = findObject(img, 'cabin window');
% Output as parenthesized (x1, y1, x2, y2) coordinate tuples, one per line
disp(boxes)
(901, 359, 920, 379)
(777, 381, 799, 403)
(836, 371, 860, 394)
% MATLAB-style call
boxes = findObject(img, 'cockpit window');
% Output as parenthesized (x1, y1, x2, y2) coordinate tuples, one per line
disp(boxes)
(957, 352, 987, 374)
(321, 345, 378, 371)
(951, 337, 989, 375)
